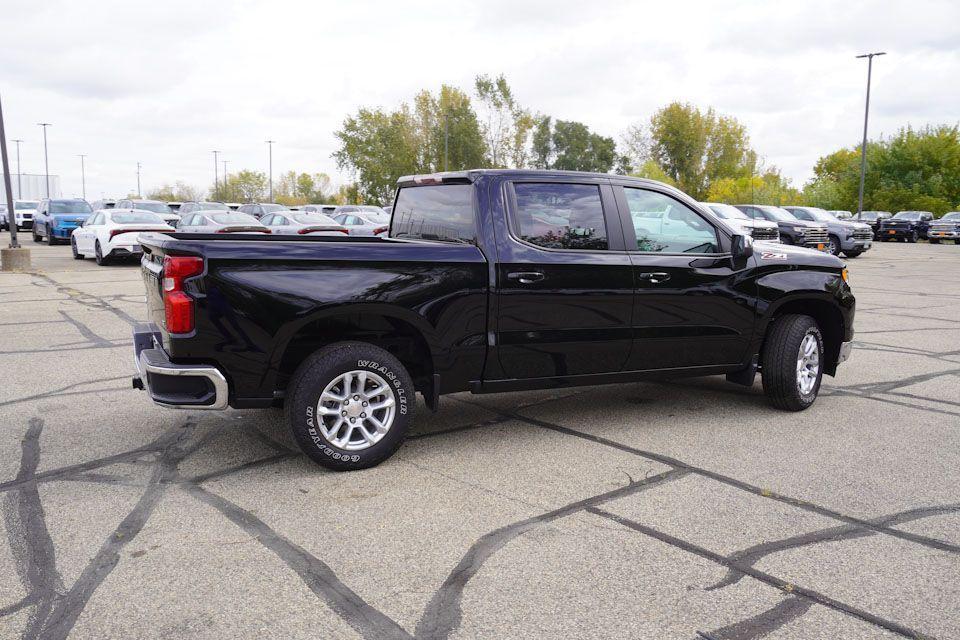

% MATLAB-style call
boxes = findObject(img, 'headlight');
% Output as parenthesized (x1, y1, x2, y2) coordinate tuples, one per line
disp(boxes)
(793, 226, 806, 233)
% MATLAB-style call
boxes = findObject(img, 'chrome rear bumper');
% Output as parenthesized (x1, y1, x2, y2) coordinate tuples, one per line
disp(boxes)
(132, 323, 228, 410)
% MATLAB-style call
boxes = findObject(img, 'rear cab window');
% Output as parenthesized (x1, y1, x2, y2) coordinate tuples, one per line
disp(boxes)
(391, 184, 476, 243)
(511, 183, 608, 251)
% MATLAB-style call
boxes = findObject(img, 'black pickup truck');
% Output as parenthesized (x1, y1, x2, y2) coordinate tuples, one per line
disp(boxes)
(133, 170, 855, 470)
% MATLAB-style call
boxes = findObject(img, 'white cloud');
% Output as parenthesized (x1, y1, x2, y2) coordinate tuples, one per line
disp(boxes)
(3, 0, 958, 200)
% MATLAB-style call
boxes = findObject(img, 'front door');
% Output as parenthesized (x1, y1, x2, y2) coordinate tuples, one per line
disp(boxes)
(494, 179, 634, 379)
(616, 186, 756, 370)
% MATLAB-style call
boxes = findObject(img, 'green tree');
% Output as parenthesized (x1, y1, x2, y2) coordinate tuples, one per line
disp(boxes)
(146, 181, 202, 202)
(647, 102, 757, 199)
(805, 125, 960, 215)
(474, 74, 536, 168)
(551, 120, 617, 173)
(414, 85, 486, 172)
(629, 160, 676, 187)
(707, 171, 802, 205)
(215, 170, 268, 203)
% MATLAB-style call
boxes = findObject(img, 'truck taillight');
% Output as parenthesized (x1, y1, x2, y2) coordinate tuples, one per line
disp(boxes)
(162, 255, 204, 333)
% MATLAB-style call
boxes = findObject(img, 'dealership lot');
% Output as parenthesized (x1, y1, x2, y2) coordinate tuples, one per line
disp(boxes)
(0, 242, 958, 639)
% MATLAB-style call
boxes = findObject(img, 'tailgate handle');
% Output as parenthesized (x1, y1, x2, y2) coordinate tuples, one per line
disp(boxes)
(638, 272, 670, 284)
(507, 271, 545, 284)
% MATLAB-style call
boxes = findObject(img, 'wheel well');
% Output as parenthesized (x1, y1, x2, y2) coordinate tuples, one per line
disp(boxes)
(277, 313, 434, 394)
(764, 299, 845, 375)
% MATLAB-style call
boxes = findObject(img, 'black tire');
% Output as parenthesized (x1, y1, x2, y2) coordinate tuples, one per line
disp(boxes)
(761, 314, 824, 412)
(286, 341, 415, 471)
(907, 231, 918, 243)
(844, 250, 862, 258)
(71, 237, 84, 259)
(94, 241, 108, 266)
(33, 226, 42, 243)
(827, 235, 841, 256)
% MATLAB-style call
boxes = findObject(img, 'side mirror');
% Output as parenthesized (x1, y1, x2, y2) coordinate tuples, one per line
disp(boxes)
(731, 234, 754, 261)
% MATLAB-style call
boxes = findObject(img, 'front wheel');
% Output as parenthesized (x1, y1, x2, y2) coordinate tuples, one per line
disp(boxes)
(71, 237, 84, 259)
(33, 226, 42, 243)
(827, 235, 841, 256)
(844, 250, 862, 258)
(285, 342, 415, 471)
(907, 231, 918, 243)
(761, 314, 824, 411)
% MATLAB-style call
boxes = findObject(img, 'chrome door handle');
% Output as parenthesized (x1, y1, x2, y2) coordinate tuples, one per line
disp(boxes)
(638, 272, 670, 284)
(507, 271, 545, 284)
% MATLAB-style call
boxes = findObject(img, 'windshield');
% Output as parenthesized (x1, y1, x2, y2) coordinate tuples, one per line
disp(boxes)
(133, 201, 173, 214)
(211, 213, 259, 225)
(293, 213, 338, 225)
(15, 201, 39, 210)
(200, 202, 230, 211)
(893, 211, 923, 220)
(261, 204, 287, 213)
(112, 212, 163, 224)
(759, 206, 796, 222)
(360, 212, 390, 223)
(705, 203, 749, 220)
(807, 209, 839, 222)
(940, 212, 960, 221)
(50, 200, 93, 214)
(857, 212, 879, 220)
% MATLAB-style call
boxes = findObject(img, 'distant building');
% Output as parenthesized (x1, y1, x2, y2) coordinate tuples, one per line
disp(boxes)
(1, 173, 62, 200)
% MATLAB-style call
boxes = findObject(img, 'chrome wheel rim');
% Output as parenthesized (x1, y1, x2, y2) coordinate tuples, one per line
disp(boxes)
(796, 333, 820, 395)
(316, 370, 396, 451)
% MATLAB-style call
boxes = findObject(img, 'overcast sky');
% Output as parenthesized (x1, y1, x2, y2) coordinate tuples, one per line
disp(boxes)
(4, 0, 958, 201)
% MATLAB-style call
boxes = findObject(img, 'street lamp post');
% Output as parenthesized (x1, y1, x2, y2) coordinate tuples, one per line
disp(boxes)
(2, 95, 22, 248)
(212, 150, 220, 199)
(12, 139, 22, 199)
(855, 52, 886, 219)
(222, 160, 229, 199)
(37, 123, 52, 198)
(265, 140, 275, 202)
(136, 161, 142, 197)
(78, 154, 87, 200)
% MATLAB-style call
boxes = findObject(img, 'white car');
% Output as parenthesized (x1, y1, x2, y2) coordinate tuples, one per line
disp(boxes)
(702, 202, 781, 242)
(261, 211, 348, 235)
(71, 210, 174, 265)
(13, 200, 40, 230)
(114, 198, 181, 226)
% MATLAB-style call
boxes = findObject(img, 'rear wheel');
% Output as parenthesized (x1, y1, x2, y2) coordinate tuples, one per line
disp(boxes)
(94, 241, 109, 266)
(761, 314, 824, 411)
(71, 237, 84, 259)
(286, 342, 415, 471)
(844, 250, 862, 258)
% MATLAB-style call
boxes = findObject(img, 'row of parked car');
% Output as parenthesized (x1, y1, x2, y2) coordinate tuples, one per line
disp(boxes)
(4, 197, 391, 265)
(701, 204, 960, 256)
(5, 195, 959, 267)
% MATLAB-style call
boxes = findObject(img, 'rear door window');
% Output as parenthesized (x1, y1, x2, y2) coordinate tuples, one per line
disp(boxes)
(391, 184, 476, 243)
(512, 183, 608, 251)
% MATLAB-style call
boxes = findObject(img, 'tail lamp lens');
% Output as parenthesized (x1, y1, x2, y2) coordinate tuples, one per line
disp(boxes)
(162, 256, 203, 333)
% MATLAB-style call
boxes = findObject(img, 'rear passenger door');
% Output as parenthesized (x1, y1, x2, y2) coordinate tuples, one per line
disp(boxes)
(615, 186, 755, 370)
(494, 179, 634, 379)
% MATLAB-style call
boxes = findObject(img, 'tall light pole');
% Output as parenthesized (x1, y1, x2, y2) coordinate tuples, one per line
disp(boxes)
(2, 94, 22, 248)
(37, 123, 52, 198)
(265, 140, 275, 202)
(12, 139, 22, 199)
(212, 150, 220, 199)
(855, 52, 885, 218)
(222, 160, 229, 200)
(136, 161, 142, 197)
(78, 154, 87, 200)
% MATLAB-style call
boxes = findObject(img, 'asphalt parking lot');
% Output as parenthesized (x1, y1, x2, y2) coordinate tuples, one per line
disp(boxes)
(0, 240, 958, 640)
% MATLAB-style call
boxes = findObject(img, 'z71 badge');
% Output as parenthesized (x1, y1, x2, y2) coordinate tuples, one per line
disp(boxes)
(761, 251, 788, 260)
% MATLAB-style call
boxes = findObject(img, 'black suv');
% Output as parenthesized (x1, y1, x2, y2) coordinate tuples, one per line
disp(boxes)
(880, 211, 934, 242)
